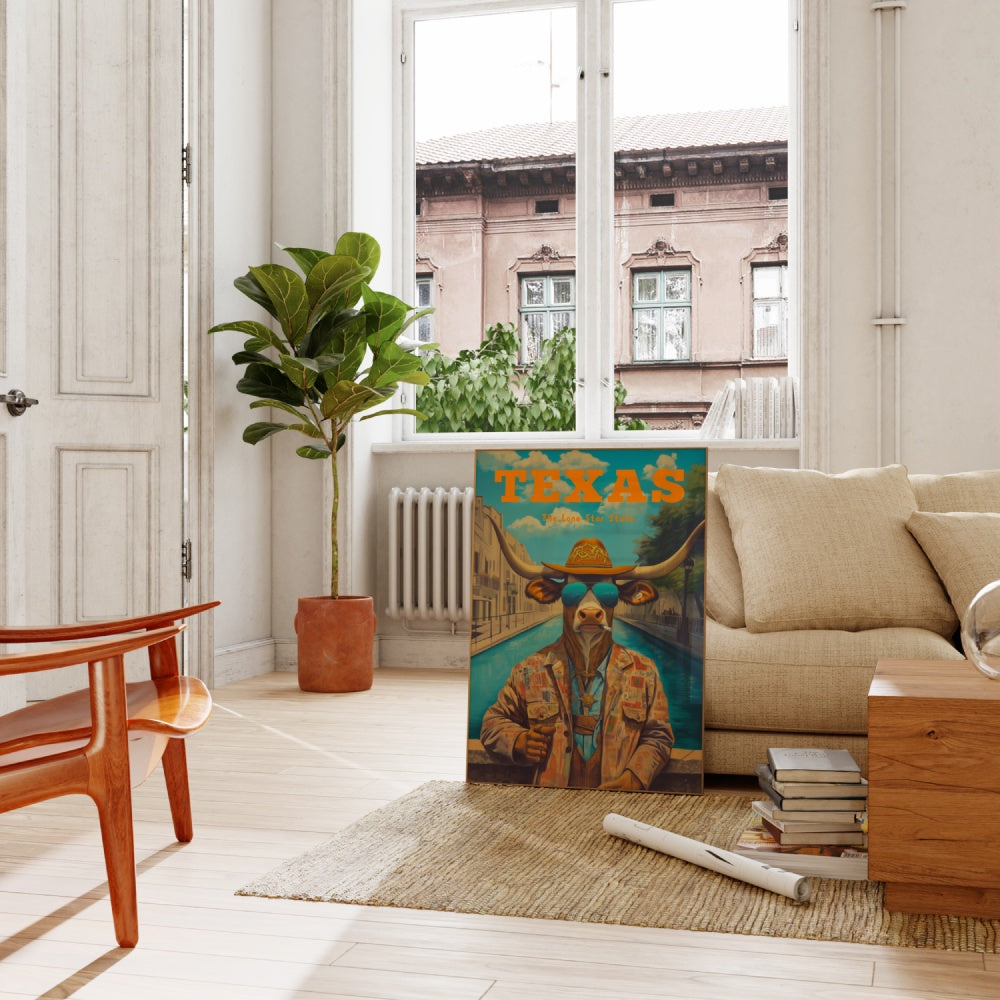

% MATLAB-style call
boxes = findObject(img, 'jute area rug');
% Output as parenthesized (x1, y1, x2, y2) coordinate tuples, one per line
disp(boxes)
(237, 780, 1000, 952)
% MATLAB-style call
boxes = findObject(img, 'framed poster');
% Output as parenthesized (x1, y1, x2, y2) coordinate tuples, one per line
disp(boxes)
(467, 448, 707, 794)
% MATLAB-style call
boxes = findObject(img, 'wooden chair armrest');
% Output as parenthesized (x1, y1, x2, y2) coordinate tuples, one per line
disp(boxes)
(0, 625, 183, 677)
(0, 600, 219, 643)
(0, 674, 210, 758)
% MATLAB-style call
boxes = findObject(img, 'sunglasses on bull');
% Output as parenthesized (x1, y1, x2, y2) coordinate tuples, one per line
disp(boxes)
(561, 581, 621, 608)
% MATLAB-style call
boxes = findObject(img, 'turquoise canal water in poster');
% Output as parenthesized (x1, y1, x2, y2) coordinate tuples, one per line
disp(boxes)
(468, 447, 706, 794)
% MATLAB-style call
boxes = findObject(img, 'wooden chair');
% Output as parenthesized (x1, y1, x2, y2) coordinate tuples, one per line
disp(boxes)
(0, 601, 219, 947)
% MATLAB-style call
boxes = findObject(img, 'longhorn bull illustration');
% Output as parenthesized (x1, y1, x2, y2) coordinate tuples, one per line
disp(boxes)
(479, 514, 705, 790)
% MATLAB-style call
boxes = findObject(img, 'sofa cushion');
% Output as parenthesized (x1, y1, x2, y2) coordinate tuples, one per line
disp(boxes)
(715, 464, 957, 636)
(704, 617, 963, 734)
(906, 511, 1000, 620)
(911, 470, 1000, 512)
(705, 474, 745, 628)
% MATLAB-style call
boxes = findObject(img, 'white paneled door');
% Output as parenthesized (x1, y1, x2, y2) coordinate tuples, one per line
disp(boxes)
(2, 1, 185, 700)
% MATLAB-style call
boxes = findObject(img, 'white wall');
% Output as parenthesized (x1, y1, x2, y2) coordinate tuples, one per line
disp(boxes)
(894, 0, 1000, 470)
(269, 0, 329, 668)
(210, 0, 276, 683)
(816, 0, 1000, 473)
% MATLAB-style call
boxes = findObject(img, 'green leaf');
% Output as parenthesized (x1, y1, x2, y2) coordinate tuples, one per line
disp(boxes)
(296, 444, 332, 460)
(242, 421, 289, 444)
(241, 336, 279, 354)
(359, 407, 426, 422)
(231, 349, 273, 367)
(248, 397, 308, 421)
(286, 421, 325, 439)
(320, 380, 393, 422)
(236, 363, 306, 406)
(248, 264, 310, 347)
(233, 273, 276, 319)
(278, 354, 321, 392)
(208, 319, 289, 356)
(306, 256, 370, 319)
(335, 232, 380, 282)
(280, 246, 330, 276)
(305, 311, 367, 382)
(361, 288, 409, 347)
(366, 341, 430, 388)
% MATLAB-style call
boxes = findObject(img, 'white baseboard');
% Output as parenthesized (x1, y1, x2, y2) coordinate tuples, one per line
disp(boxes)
(274, 636, 298, 673)
(223, 633, 470, 677)
(378, 632, 469, 669)
(212, 638, 277, 687)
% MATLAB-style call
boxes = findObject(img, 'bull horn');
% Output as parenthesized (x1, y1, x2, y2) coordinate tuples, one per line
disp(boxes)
(483, 510, 555, 579)
(622, 520, 705, 581)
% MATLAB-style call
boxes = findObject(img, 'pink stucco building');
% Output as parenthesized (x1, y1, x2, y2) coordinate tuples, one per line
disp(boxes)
(415, 106, 789, 430)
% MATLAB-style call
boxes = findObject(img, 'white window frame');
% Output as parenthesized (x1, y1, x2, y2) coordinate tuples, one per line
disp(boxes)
(392, 0, 801, 446)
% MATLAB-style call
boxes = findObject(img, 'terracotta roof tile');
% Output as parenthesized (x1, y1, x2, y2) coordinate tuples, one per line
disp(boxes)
(416, 106, 787, 166)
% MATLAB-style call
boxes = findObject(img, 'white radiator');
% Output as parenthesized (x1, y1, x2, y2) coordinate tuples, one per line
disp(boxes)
(386, 486, 474, 622)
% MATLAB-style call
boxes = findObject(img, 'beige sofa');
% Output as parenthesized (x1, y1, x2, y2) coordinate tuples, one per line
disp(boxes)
(702, 465, 1000, 776)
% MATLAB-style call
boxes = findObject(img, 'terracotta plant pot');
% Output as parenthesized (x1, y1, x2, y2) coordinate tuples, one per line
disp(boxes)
(295, 595, 375, 693)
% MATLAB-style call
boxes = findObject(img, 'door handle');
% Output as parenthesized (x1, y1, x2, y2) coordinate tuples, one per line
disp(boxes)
(1, 389, 39, 416)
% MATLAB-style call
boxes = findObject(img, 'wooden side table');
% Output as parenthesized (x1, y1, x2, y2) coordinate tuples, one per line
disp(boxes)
(868, 658, 1000, 917)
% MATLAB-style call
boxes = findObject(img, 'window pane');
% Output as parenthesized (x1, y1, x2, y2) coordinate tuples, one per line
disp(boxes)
(663, 271, 690, 302)
(634, 310, 659, 361)
(635, 274, 658, 302)
(753, 265, 782, 298)
(753, 301, 786, 358)
(662, 308, 690, 360)
(612, 0, 790, 432)
(552, 311, 573, 333)
(551, 277, 574, 305)
(413, 7, 577, 433)
(522, 278, 545, 306)
(522, 313, 546, 363)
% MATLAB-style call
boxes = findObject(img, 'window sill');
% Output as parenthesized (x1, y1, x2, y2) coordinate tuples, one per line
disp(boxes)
(372, 436, 801, 455)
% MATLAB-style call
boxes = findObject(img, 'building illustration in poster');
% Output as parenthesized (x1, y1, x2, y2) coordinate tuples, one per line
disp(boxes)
(467, 448, 707, 794)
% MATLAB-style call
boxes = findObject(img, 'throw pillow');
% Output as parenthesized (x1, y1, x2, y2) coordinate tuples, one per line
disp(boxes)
(705, 474, 746, 628)
(906, 511, 1000, 621)
(911, 470, 1000, 512)
(715, 464, 957, 636)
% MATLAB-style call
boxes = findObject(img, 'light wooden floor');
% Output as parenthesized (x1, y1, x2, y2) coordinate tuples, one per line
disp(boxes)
(2, 667, 999, 1000)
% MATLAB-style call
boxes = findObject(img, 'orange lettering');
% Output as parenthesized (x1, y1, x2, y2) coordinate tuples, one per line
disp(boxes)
(607, 469, 647, 503)
(564, 469, 603, 502)
(651, 467, 685, 502)
(494, 469, 527, 501)
(530, 469, 561, 502)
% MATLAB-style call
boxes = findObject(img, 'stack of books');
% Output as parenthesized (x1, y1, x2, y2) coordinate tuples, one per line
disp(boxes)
(734, 747, 869, 880)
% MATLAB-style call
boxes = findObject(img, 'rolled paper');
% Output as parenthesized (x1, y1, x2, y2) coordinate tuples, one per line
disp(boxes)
(603, 812, 811, 903)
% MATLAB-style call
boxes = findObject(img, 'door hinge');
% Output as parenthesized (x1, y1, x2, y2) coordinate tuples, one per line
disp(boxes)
(182, 539, 193, 581)
(182, 143, 193, 186)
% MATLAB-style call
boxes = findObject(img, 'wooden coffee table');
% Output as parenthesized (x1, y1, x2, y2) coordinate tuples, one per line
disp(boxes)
(868, 657, 1000, 917)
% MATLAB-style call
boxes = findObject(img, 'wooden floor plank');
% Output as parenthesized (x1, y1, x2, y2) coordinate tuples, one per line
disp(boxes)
(0, 666, 996, 999)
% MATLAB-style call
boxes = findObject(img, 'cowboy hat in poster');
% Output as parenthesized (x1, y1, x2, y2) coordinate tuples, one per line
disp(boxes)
(468, 448, 707, 795)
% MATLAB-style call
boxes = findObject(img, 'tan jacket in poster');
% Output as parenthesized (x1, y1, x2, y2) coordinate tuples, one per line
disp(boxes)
(480, 639, 674, 788)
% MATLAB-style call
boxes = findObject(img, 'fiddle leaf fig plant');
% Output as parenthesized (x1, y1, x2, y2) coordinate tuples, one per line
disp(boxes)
(209, 231, 432, 597)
